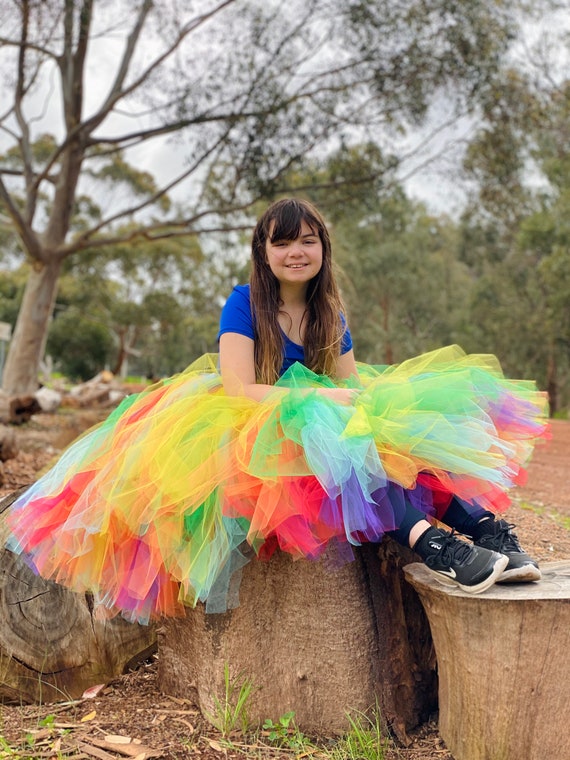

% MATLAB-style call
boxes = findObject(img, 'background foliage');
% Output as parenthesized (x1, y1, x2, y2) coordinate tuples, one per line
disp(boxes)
(0, 0, 569, 413)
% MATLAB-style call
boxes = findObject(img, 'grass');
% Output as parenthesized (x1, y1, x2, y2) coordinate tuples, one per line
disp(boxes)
(204, 663, 255, 738)
(210, 709, 391, 760)
(197, 666, 393, 758)
(0, 712, 70, 760)
(325, 707, 390, 760)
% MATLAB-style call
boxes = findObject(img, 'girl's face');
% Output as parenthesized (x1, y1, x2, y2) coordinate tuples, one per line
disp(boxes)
(265, 220, 323, 287)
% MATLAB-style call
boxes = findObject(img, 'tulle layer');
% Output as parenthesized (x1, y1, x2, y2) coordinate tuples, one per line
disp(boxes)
(6, 346, 549, 623)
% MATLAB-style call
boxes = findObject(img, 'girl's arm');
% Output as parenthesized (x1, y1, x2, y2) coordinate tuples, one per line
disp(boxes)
(336, 348, 359, 380)
(219, 332, 358, 403)
(219, 332, 276, 401)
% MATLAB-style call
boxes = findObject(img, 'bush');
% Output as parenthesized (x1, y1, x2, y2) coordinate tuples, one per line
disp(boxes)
(47, 311, 114, 381)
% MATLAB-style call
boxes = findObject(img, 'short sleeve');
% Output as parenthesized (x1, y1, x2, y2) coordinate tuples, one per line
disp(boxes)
(340, 315, 353, 354)
(218, 285, 254, 342)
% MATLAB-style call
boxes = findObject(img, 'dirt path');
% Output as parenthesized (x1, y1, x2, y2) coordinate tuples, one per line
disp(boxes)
(507, 419, 570, 564)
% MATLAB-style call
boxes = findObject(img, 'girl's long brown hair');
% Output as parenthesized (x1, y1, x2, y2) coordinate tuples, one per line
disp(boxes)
(250, 198, 347, 384)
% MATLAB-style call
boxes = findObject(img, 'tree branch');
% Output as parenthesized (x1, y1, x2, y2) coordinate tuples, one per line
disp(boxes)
(81, 0, 238, 137)
(14, 0, 44, 225)
(0, 36, 58, 60)
(0, 175, 42, 260)
(64, 126, 237, 254)
(60, 221, 255, 251)
(0, 168, 25, 177)
(28, 1, 235, 193)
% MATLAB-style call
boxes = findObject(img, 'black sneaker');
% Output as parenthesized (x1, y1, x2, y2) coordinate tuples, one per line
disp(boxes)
(419, 528, 508, 594)
(474, 520, 541, 583)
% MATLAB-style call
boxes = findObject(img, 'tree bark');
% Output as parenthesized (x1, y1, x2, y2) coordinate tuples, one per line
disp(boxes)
(0, 490, 156, 703)
(158, 540, 437, 743)
(2, 260, 62, 395)
(405, 561, 570, 760)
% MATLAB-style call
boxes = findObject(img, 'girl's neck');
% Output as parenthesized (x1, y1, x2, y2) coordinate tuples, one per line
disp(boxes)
(278, 282, 308, 310)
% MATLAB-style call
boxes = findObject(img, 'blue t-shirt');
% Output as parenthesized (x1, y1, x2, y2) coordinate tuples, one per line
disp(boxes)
(218, 284, 353, 376)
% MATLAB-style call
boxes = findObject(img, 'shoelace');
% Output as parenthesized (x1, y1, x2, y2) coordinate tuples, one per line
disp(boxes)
(488, 522, 522, 553)
(428, 530, 473, 568)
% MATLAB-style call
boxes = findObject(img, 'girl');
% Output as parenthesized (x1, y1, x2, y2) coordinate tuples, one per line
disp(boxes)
(7, 198, 548, 624)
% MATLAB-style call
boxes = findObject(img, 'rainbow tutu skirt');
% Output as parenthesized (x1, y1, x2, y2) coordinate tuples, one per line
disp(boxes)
(6, 346, 549, 623)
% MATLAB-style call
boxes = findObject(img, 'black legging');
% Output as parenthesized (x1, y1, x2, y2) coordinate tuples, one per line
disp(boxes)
(389, 496, 494, 547)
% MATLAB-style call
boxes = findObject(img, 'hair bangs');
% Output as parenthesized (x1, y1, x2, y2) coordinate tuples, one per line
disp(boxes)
(268, 201, 319, 243)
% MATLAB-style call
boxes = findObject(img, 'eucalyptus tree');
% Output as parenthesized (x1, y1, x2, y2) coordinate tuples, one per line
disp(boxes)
(0, 0, 528, 393)
(459, 17, 570, 412)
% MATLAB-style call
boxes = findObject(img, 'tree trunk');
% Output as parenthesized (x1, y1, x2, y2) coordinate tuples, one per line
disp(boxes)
(405, 561, 570, 760)
(0, 490, 156, 704)
(1, 258, 62, 396)
(158, 540, 437, 743)
(546, 349, 557, 417)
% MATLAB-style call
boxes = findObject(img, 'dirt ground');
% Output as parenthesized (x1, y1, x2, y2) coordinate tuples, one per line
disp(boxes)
(0, 412, 568, 760)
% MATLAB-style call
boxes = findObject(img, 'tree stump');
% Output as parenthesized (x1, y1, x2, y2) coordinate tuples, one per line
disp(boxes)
(0, 490, 157, 704)
(404, 561, 570, 760)
(159, 540, 437, 742)
(0, 394, 41, 425)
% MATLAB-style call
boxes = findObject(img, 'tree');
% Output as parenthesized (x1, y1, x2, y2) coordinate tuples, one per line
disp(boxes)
(48, 230, 243, 379)
(0, 0, 526, 394)
(459, 44, 570, 412)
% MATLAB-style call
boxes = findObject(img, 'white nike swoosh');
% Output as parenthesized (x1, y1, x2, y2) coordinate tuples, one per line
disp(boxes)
(437, 568, 457, 578)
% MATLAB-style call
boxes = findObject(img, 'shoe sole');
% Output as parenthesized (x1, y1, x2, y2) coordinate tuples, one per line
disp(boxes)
(497, 564, 542, 583)
(426, 554, 509, 594)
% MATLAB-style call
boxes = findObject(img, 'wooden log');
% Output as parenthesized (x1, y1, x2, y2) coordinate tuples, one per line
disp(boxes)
(0, 490, 157, 704)
(404, 561, 570, 760)
(158, 540, 437, 743)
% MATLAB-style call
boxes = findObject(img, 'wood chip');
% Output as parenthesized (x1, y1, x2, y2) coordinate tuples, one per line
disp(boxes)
(88, 736, 161, 759)
(151, 708, 199, 715)
(104, 735, 132, 744)
(77, 741, 118, 760)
